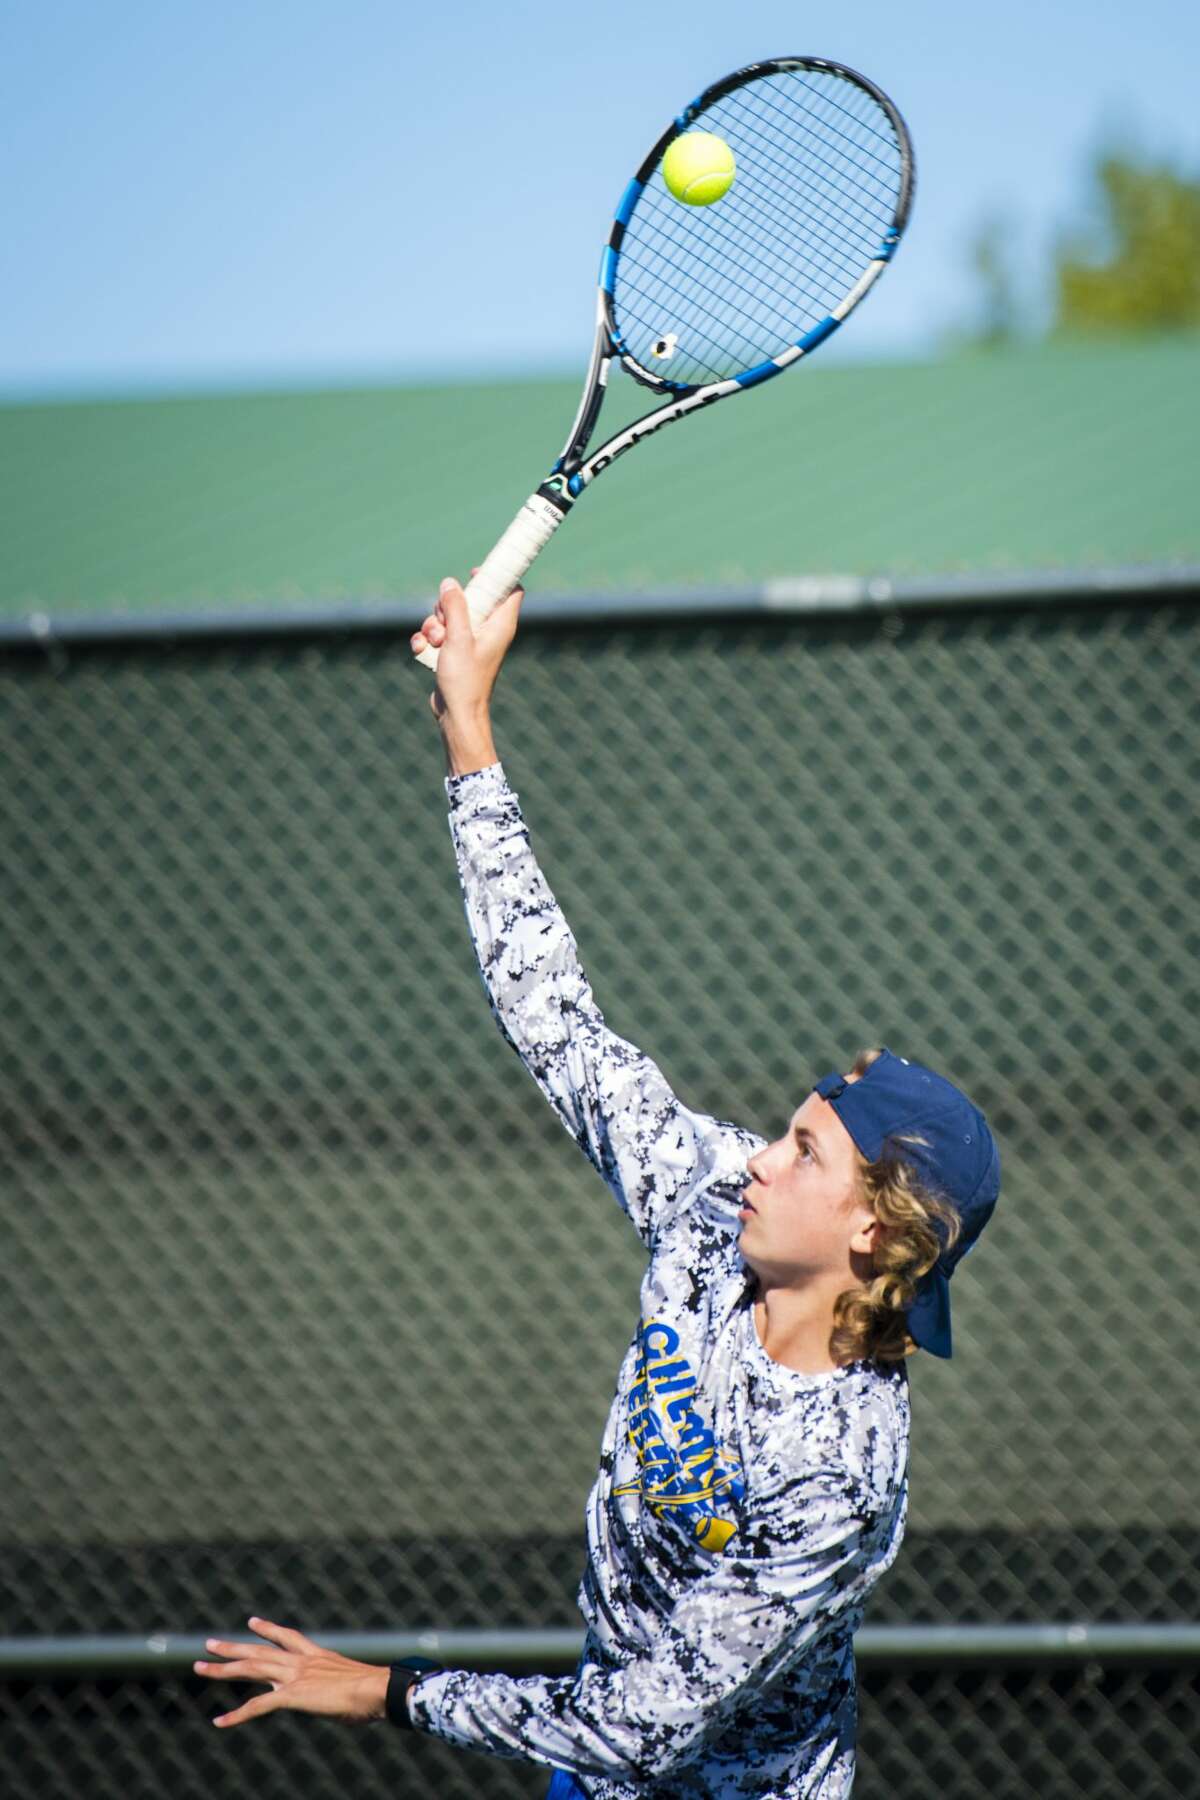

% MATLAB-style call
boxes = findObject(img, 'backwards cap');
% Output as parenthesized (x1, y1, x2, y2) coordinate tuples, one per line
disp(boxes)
(812, 1048, 1000, 1357)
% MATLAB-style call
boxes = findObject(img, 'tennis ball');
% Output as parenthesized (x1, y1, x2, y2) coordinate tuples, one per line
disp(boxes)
(662, 132, 735, 206)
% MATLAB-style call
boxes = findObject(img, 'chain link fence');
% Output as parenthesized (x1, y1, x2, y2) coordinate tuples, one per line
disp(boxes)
(2, 592, 1198, 1795)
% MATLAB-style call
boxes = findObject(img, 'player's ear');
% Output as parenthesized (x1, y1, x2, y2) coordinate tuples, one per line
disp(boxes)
(849, 1212, 878, 1256)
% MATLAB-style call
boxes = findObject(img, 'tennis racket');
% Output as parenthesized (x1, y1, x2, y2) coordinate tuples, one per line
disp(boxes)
(413, 56, 914, 672)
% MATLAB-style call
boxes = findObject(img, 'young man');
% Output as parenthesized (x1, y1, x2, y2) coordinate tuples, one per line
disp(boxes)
(195, 578, 1000, 1798)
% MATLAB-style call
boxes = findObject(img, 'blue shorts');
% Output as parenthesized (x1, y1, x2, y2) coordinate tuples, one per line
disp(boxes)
(546, 1774, 590, 1800)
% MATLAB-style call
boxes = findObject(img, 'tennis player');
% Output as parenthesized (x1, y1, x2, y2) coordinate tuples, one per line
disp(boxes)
(195, 578, 1000, 1798)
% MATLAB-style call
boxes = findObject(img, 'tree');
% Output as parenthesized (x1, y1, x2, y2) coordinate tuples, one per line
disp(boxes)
(1054, 152, 1200, 334)
(966, 212, 1022, 348)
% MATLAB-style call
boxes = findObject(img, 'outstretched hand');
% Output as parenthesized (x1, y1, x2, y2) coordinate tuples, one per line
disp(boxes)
(194, 1616, 389, 1728)
(411, 572, 524, 721)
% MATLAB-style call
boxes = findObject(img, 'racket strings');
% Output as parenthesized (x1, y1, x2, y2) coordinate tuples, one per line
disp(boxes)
(617, 218, 825, 386)
(644, 136, 867, 314)
(707, 169, 867, 303)
(726, 118, 895, 277)
(744, 81, 903, 214)
(622, 196, 846, 375)
(619, 190, 850, 385)
(724, 96, 893, 269)
(784, 77, 902, 166)
(615, 259, 783, 387)
(702, 78, 898, 278)
(737, 75, 902, 234)
(725, 120, 888, 255)
(612, 67, 905, 388)
(618, 186, 846, 385)
(619, 204, 869, 384)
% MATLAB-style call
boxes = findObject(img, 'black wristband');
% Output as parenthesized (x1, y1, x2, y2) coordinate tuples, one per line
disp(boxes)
(386, 1657, 442, 1728)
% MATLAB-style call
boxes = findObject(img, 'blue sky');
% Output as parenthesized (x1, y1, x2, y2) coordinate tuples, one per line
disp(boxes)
(3, 0, 1198, 397)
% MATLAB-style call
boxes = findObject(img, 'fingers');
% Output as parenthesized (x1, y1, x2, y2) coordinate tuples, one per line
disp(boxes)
(196, 1616, 299, 1674)
(195, 1635, 290, 1679)
(212, 1689, 281, 1728)
(198, 1617, 314, 1668)
(410, 611, 447, 656)
(194, 1644, 284, 1729)
(408, 571, 526, 659)
(437, 576, 469, 634)
(195, 1654, 283, 1680)
(195, 1619, 307, 1729)
(195, 1619, 379, 1730)
(246, 1616, 318, 1653)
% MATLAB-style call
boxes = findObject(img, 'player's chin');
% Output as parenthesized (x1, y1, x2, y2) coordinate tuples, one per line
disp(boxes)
(737, 1219, 762, 1265)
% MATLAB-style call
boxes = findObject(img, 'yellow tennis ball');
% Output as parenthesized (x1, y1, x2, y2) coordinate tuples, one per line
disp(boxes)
(662, 131, 735, 206)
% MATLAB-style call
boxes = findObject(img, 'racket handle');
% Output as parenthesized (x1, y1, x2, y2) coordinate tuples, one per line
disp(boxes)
(413, 491, 566, 673)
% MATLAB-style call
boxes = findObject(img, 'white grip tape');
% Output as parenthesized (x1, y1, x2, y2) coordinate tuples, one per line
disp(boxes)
(414, 492, 565, 673)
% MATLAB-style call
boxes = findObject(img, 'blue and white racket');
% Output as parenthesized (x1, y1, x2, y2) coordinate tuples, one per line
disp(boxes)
(415, 56, 914, 671)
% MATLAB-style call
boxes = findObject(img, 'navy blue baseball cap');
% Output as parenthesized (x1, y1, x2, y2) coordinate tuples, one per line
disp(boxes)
(812, 1048, 1000, 1357)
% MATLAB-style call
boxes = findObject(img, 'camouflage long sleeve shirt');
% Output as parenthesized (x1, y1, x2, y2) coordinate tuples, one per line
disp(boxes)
(407, 763, 910, 1798)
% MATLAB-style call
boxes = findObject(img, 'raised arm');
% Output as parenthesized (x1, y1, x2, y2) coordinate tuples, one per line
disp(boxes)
(414, 579, 757, 1246)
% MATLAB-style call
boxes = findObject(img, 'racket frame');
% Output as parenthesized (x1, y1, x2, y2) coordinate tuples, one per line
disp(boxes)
(538, 56, 915, 511)
(414, 56, 914, 672)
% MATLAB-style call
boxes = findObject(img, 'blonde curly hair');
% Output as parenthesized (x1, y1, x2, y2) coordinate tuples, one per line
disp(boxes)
(830, 1046, 963, 1365)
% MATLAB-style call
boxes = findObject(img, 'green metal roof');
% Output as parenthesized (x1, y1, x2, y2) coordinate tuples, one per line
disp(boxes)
(1, 337, 1197, 618)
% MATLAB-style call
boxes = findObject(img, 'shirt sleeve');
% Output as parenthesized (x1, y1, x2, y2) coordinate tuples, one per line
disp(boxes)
(405, 1465, 880, 1782)
(447, 763, 759, 1248)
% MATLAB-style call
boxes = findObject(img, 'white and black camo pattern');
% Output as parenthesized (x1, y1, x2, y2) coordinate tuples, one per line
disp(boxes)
(407, 764, 911, 1798)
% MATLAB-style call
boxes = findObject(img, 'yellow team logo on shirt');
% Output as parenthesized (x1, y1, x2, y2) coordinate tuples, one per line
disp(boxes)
(614, 1319, 745, 1553)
